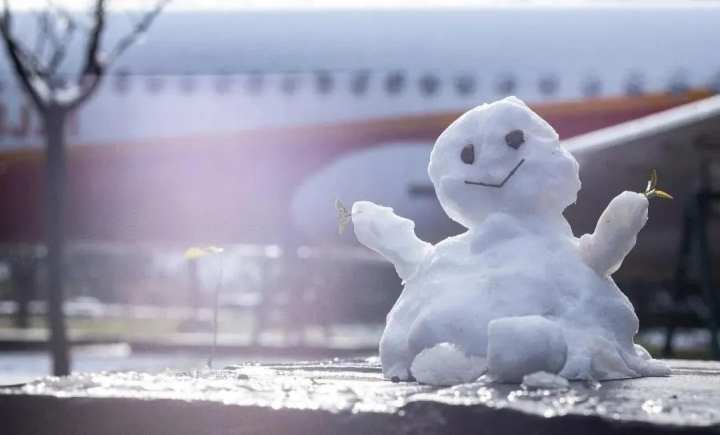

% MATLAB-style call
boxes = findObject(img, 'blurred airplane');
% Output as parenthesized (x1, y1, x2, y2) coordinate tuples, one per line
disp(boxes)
(0, 4, 718, 276)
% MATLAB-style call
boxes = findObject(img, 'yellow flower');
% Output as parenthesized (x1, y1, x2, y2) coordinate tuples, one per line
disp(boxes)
(184, 246, 224, 259)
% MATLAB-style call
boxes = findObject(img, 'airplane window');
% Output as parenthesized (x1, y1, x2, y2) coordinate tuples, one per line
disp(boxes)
(668, 72, 689, 95)
(624, 72, 645, 96)
(385, 71, 405, 95)
(281, 74, 300, 95)
(180, 75, 195, 94)
(496, 74, 516, 95)
(214, 74, 233, 94)
(581, 76, 602, 97)
(538, 75, 558, 96)
(145, 75, 164, 93)
(350, 71, 370, 95)
(419, 74, 440, 96)
(245, 73, 264, 95)
(114, 70, 130, 94)
(454, 75, 476, 95)
(315, 71, 333, 94)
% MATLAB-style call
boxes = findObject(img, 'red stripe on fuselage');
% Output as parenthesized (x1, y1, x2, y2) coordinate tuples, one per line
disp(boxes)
(0, 90, 712, 244)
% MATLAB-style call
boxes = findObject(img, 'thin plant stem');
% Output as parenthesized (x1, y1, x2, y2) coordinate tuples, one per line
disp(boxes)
(207, 260, 224, 369)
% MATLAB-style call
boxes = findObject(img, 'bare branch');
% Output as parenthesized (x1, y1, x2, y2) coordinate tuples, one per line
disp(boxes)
(0, 0, 47, 110)
(46, 14, 75, 75)
(45, 0, 75, 30)
(45, 3, 60, 43)
(68, 0, 170, 111)
(33, 10, 49, 61)
(104, 0, 169, 67)
(66, 75, 101, 110)
(80, 0, 105, 77)
(12, 29, 47, 76)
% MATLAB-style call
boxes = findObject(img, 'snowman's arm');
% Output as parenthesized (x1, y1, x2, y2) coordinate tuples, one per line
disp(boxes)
(352, 201, 433, 281)
(579, 191, 649, 276)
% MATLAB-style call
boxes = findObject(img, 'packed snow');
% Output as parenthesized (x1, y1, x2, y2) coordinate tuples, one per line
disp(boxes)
(409, 342, 487, 386)
(352, 96, 670, 385)
(521, 371, 570, 390)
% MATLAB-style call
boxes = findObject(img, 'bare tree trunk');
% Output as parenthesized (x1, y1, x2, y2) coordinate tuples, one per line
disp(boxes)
(0, 0, 167, 377)
(44, 106, 69, 376)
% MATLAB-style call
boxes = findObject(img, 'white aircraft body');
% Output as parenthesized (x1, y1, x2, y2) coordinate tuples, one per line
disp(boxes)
(0, 5, 717, 280)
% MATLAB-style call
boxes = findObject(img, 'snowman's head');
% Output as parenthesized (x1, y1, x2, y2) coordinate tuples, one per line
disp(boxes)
(428, 96, 580, 228)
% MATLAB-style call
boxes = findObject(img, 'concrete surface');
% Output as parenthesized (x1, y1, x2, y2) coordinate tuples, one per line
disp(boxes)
(0, 358, 719, 434)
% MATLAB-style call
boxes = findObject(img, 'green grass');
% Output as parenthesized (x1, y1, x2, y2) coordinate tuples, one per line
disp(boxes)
(0, 311, 256, 340)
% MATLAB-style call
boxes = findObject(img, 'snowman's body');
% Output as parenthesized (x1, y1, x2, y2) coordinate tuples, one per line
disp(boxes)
(352, 97, 670, 385)
(380, 212, 655, 383)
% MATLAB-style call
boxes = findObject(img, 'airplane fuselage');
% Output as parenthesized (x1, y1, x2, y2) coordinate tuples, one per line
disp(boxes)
(0, 6, 717, 246)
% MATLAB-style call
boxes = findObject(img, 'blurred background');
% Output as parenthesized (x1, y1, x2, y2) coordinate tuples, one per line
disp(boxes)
(2, 0, 720, 382)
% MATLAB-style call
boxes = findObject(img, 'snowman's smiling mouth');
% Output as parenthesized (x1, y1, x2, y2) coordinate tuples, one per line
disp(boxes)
(464, 159, 526, 188)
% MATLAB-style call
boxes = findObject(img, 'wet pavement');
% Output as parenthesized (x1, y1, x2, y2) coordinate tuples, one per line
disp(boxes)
(0, 358, 718, 434)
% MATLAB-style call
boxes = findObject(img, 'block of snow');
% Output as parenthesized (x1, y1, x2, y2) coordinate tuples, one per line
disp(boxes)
(522, 371, 570, 390)
(410, 343, 487, 386)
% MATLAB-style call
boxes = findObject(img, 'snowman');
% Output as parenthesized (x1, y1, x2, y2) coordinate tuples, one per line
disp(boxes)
(346, 96, 671, 385)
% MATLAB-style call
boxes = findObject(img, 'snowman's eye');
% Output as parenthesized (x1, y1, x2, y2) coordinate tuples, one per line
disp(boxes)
(505, 129, 525, 149)
(460, 144, 475, 164)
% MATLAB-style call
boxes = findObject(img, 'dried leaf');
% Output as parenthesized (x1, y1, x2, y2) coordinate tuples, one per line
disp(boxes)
(336, 199, 352, 235)
(653, 189, 674, 200)
(335, 198, 349, 216)
(645, 169, 658, 194)
(643, 169, 672, 201)
(650, 169, 658, 190)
